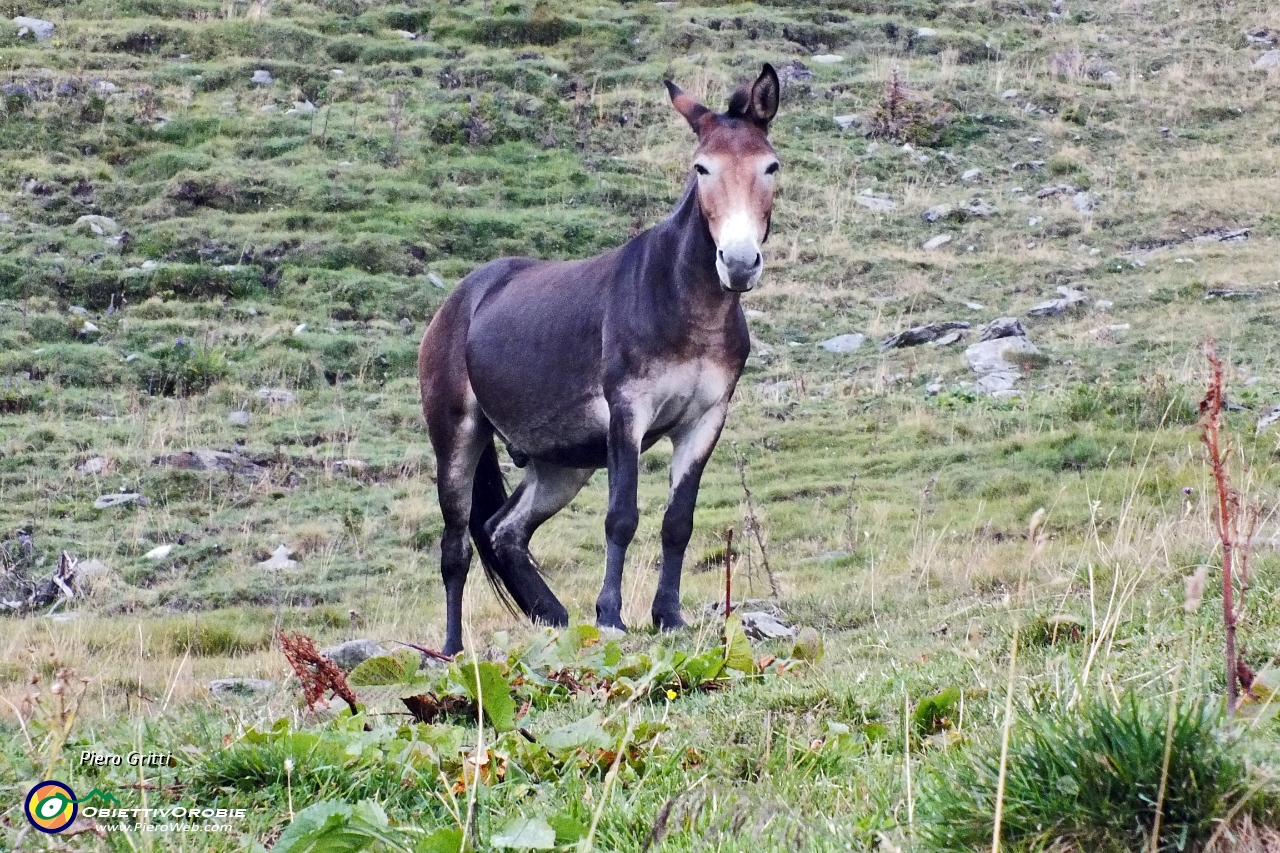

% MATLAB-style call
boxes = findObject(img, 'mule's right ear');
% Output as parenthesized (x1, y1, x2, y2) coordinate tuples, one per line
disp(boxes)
(664, 80, 711, 134)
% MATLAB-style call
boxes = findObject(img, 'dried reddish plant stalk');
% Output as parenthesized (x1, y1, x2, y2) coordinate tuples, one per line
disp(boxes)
(1198, 341, 1259, 717)
(279, 630, 359, 715)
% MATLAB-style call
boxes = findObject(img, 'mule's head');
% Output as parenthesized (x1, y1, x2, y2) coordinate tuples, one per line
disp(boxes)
(665, 64, 780, 293)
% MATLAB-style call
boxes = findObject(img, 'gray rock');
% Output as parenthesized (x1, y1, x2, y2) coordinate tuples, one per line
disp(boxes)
(210, 678, 274, 697)
(322, 639, 389, 671)
(96, 80, 117, 93)
(1256, 49, 1280, 69)
(922, 234, 952, 251)
(1195, 228, 1250, 243)
(882, 321, 970, 349)
(981, 317, 1026, 341)
(256, 388, 296, 404)
(228, 410, 250, 425)
(78, 457, 108, 475)
(1029, 216, 1043, 226)
(976, 371, 1020, 395)
(833, 114, 858, 130)
(1072, 191, 1098, 212)
(654, 1, 677, 7)
(69, 306, 90, 317)
(427, 272, 446, 289)
(0, 212, 10, 223)
(926, 382, 945, 396)
(916, 27, 937, 37)
(285, 100, 317, 115)
(1001, 89, 1019, 99)
(13, 16, 54, 41)
(156, 449, 265, 477)
(856, 194, 895, 212)
(961, 168, 983, 181)
(740, 611, 798, 641)
(963, 198, 997, 217)
(251, 69, 274, 85)
(1256, 407, 1280, 436)
(1028, 287, 1087, 317)
(923, 204, 952, 223)
(811, 54, 844, 63)
(258, 545, 297, 570)
(756, 380, 793, 401)
(1205, 288, 1261, 300)
(1094, 299, 1113, 310)
(1245, 29, 1275, 47)
(94, 493, 148, 509)
(75, 215, 120, 236)
(1036, 183, 1075, 198)
(932, 329, 968, 347)
(965, 336, 1039, 375)
(394, 29, 417, 39)
(819, 333, 864, 353)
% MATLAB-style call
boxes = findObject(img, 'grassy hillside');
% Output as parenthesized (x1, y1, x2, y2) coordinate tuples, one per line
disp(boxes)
(2, 0, 1280, 848)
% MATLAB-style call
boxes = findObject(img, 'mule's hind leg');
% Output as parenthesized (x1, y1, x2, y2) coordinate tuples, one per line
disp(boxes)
(652, 404, 730, 631)
(485, 461, 593, 626)
(431, 412, 491, 656)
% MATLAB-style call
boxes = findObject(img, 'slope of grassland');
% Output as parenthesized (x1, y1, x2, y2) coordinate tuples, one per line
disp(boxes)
(2, 0, 1280, 848)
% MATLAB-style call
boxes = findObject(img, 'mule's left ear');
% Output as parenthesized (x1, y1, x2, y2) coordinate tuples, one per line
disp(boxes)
(665, 80, 712, 134)
(748, 64, 780, 128)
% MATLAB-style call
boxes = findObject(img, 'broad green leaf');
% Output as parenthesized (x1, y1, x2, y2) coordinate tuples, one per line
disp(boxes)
(491, 816, 557, 849)
(271, 801, 357, 853)
(723, 615, 756, 673)
(541, 711, 612, 754)
(348, 650, 421, 686)
(568, 623, 601, 649)
(458, 660, 516, 732)
(912, 686, 961, 735)
(601, 641, 622, 668)
(791, 627, 825, 665)
(416, 828, 464, 853)
(549, 814, 586, 845)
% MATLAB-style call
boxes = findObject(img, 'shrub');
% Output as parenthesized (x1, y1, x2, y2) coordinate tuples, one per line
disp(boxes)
(921, 695, 1260, 852)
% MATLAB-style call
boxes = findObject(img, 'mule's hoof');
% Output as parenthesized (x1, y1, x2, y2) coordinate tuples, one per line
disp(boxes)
(532, 602, 570, 628)
(653, 611, 687, 632)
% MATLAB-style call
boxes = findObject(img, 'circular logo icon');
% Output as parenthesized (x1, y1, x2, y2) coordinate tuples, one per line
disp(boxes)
(25, 781, 78, 834)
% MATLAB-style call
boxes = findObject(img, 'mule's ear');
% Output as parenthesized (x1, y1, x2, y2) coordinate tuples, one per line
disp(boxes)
(747, 63, 780, 128)
(665, 80, 711, 134)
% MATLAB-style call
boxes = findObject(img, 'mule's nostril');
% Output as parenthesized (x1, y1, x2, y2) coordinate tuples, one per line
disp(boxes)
(753, 253, 762, 267)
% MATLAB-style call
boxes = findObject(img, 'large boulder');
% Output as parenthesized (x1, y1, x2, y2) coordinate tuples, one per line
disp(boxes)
(321, 639, 389, 671)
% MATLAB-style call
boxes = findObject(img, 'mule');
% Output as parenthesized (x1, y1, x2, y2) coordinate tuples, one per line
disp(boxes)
(418, 65, 781, 655)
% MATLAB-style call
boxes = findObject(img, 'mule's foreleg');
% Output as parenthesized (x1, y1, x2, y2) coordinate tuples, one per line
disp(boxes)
(654, 404, 729, 631)
(598, 409, 643, 632)
(430, 415, 490, 657)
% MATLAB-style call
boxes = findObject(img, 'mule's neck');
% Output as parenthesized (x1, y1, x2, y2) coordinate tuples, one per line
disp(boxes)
(649, 180, 733, 305)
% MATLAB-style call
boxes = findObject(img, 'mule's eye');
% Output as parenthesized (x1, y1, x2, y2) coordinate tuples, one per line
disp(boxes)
(693, 163, 710, 176)
(765, 161, 781, 175)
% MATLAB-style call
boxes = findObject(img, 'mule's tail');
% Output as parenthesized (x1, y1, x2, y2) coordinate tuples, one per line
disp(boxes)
(468, 440, 523, 617)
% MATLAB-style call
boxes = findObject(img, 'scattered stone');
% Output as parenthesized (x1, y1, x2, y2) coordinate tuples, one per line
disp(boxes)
(0, 212, 10, 223)
(258, 544, 297, 570)
(144, 544, 174, 560)
(1195, 228, 1250, 243)
(1027, 286, 1088, 317)
(756, 379, 793, 401)
(856, 194, 895, 212)
(94, 493, 148, 510)
(881, 321, 970, 349)
(1256, 407, 1280, 436)
(744, 309, 766, 319)
(78, 457, 107, 475)
(69, 306, 90, 317)
(322, 639, 389, 671)
(427, 272, 446, 289)
(251, 69, 274, 84)
(1205, 288, 1261, 300)
(332, 459, 367, 475)
(261, 104, 277, 112)
(1095, 299, 1113, 310)
(293, 323, 307, 335)
(1256, 49, 1280, 69)
(977, 371, 1020, 395)
(209, 678, 274, 697)
(285, 100, 317, 115)
(331, 69, 345, 76)
(916, 27, 937, 37)
(965, 335, 1039, 375)
(394, 29, 417, 39)
(819, 333, 865, 353)
(962, 168, 983, 181)
(75, 215, 120, 236)
(13, 16, 55, 41)
(922, 234, 952, 251)
(811, 54, 843, 64)
(156, 449, 266, 477)
(256, 388, 296, 404)
(1036, 183, 1075, 199)
(931, 330, 967, 347)
(654, 1, 677, 7)
(963, 301, 984, 310)
(1029, 216, 1043, 226)
(981, 317, 1026, 341)
(926, 382, 945, 396)
(775, 59, 812, 90)
(963, 198, 997, 217)
(1001, 89, 1019, 99)
(1245, 29, 1275, 47)
(96, 80, 117, 93)
(1072, 191, 1098, 213)
(80, 321, 98, 334)
(833, 114, 858, 130)
(740, 611, 797, 641)
(76, 559, 112, 594)
(923, 204, 952, 223)
(228, 410, 250, 426)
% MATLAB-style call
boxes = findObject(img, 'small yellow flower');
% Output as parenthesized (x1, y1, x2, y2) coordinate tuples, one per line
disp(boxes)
(666, 689, 677, 701)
